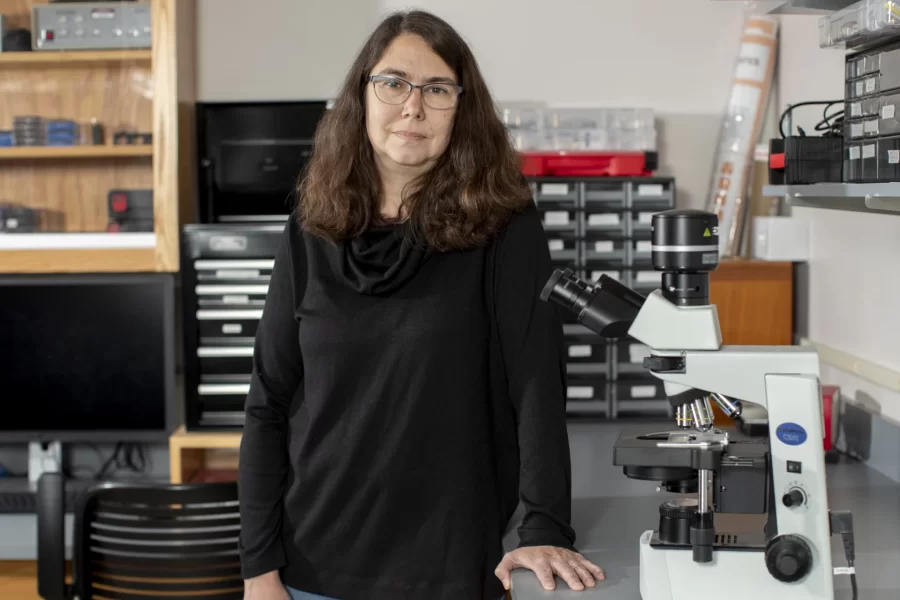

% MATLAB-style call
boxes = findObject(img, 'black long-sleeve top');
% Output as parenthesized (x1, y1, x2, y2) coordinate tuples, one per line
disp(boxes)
(237, 202, 576, 600)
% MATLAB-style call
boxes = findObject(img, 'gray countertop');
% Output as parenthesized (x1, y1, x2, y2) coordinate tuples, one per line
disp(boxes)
(504, 422, 900, 600)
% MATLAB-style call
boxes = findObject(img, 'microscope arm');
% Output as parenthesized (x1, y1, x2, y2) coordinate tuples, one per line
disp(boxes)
(651, 345, 820, 410)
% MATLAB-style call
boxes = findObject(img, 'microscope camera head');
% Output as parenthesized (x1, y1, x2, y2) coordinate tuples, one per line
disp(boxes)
(542, 209, 742, 429)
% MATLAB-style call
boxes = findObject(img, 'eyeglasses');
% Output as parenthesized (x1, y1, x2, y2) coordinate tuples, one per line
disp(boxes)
(368, 75, 462, 110)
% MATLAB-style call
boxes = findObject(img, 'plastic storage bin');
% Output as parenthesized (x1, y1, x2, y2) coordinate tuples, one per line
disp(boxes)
(613, 338, 651, 378)
(630, 180, 674, 210)
(583, 180, 627, 207)
(583, 239, 627, 271)
(630, 268, 662, 292)
(583, 205, 627, 238)
(876, 134, 900, 180)
(533, 180, 579, 207)
(629, 239, 653, 267)
(538, 206, 579, 233)
(587, 269, 624, 285)
(878, 92, 900, 135)
(501, 106, 657, 152)
(566, 339, 609, 366)
(845, 142, 862, 182)
(847, 97, 880, 119)
(613, 374, 668, 418)
(566, 374, 610, 410)
(819, 0, 900, 49)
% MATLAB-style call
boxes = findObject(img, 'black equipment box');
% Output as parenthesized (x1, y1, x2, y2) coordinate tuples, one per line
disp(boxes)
(196, 101, 328, 224)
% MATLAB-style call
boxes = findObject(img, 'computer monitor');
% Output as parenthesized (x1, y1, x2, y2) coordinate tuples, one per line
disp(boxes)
(0, 273, 178, 443)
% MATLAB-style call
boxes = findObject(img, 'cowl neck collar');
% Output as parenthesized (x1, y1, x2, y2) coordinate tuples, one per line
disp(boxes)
(338, 221, 431, 295)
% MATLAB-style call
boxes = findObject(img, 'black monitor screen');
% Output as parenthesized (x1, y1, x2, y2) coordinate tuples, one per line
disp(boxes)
(0, 274, 174, 441)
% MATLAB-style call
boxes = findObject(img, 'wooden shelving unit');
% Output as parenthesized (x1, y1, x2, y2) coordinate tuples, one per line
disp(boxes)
(0, 145, 153, 159)
(0, 0, 196, 274)
(0, 48, 152, 66)
(169, 425, 241, 484)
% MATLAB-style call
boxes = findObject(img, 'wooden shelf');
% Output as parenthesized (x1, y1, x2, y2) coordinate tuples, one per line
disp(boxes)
(0, 145, 152, 160)
(0, 247, 158, 273)
(0, 0, 196, 274)
(0, 49, 151, 67)
(169, 425, 242, 484)
(0, 232, 155, 250)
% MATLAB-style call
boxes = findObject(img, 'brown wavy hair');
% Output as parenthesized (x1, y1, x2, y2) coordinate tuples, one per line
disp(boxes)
(297, 10, 531, 251)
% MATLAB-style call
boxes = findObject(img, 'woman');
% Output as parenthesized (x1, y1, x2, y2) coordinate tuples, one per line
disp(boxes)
(238, 10, 604, 600)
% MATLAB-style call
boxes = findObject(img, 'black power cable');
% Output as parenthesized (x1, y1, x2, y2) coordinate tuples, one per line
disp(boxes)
(780, 100, 846, 138)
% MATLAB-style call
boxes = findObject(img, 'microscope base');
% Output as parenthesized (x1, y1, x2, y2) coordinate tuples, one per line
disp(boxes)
(638, 530, 833, 600)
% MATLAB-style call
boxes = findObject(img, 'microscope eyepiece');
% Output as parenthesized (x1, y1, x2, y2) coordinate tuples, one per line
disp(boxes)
(651, 210, 719, 307)
(541, 268, 646, 339)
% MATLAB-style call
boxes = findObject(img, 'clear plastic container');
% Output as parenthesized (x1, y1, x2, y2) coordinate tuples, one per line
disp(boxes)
(819, 0, 900, 49)
(499, 106, 657, 152)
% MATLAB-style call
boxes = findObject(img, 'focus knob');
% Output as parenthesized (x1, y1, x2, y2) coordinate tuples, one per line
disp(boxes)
(765, 534, 812, 583)
(782, 488, 805, 508)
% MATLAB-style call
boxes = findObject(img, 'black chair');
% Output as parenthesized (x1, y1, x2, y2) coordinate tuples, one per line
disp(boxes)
(37, 472, 243, 600)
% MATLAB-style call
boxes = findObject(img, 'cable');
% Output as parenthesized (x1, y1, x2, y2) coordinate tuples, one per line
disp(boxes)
(831, 510, 858, 600)
(815, 108, 844, 136)
(779, 100, 845, 137)
(93, 442, 149, 481)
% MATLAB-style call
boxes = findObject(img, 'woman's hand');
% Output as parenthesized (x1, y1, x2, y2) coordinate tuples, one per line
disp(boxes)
(243, 570, 291, 600)
(495, 546, 605, 592)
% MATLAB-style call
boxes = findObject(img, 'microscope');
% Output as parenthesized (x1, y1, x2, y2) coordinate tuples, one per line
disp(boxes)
(541, 209, 856, 600)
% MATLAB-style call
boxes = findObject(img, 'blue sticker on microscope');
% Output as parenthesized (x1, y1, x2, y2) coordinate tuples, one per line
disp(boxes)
(776, 423, 807, 446)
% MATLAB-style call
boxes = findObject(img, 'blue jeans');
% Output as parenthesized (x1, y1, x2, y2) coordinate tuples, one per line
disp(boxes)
(285, 588, 337, 600)
(286, 586, 506, 600)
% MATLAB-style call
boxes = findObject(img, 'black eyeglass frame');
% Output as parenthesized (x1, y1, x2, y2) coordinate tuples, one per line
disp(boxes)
(367, 74, 463, 110)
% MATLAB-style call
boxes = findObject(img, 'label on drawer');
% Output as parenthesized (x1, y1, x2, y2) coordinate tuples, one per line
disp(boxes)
(631, 385, 657, 398)
(222, 323, 243, 335)
(216, 269, 260, 279)
(889, 150, 900, 164)
(636, 183, 663, 196)
(594, 240, 614, 252)
(851, 102, 862, 117)
(540, 183, 569, 196)
(636, 271, 661, 283)
(851, 123, 864, 138)
(567, 386, 593, 399)
(592, 270, 619, 281)
(548, 239, 565, 251)
(636, 241, 652, 253)
(864, 119, 879, 134)
(544, 211, 570, 226)
(866, 77, 877, 93)
(883, 104, 896, 120)
(637, 212, 654, 224)
(629, 343, 650, 364)
(588, 213, 619, 226)
(863, 144, 876, 159)
(568, 345, 592, 358)
(849, 146, 861, 160)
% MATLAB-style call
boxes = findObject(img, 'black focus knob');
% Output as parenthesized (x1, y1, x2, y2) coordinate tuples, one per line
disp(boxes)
(765, 534, 812, 583)
(782, 488, 805, 508)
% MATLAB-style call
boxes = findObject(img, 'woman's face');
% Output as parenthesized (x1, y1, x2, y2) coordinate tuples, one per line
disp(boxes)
(365, 34, 458, 174)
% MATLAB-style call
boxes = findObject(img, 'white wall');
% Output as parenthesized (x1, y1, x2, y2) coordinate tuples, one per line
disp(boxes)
(777, 16, 900, 423)
(195, 0, 380, 101)
(194, 2, 900, 419)
(196, 0, 752, 208)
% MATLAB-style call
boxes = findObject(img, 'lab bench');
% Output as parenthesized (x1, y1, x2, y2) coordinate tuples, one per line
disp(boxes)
(504, 422, 900, 600)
